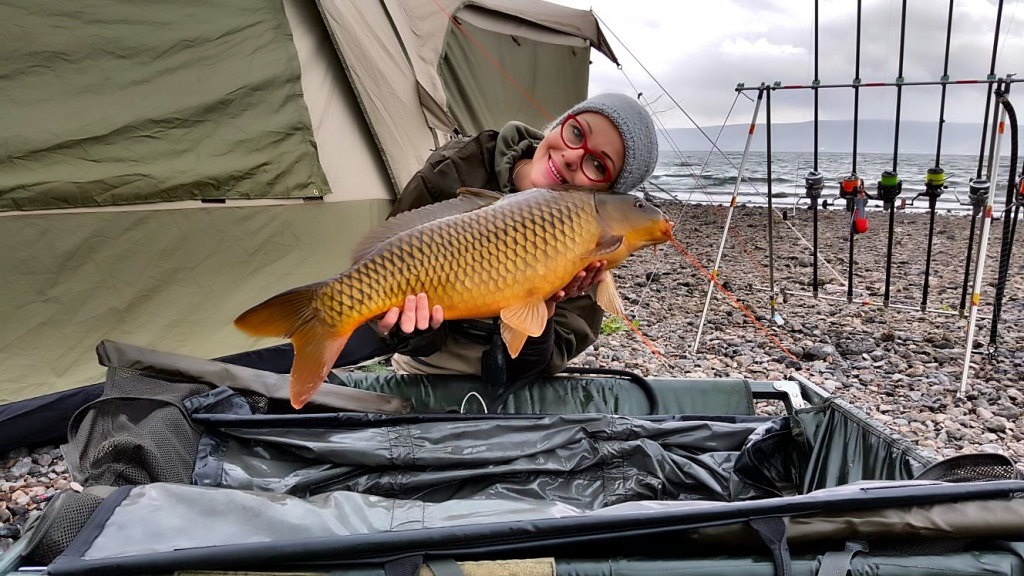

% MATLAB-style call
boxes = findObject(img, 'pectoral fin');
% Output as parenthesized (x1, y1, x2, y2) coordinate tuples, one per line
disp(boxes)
(589, 234, 624, 257)
(594, 275, 625, 317)
(499, 297, 549, 358)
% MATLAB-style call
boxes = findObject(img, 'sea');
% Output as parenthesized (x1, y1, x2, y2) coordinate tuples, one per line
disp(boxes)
(647, 151, 1020, 215)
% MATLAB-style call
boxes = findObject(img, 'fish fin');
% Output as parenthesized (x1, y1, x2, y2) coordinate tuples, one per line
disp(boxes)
(289, 325, 350, 410)
(233, 284, 350, 409)
(589, 234, 624, 257)
(234, 285, 318, 338)
(455, 187, 504, 200)
(594, 275, 625, 317)
(500, 322, 529, 359)
(499, 297, 549, 358)
(351, 188, 503, 263)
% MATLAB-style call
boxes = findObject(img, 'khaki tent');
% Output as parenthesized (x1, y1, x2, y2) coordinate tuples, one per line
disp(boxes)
(0, 0, 617, 405)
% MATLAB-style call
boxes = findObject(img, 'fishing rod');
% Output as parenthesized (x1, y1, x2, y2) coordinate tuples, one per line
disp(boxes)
(908, 0, 954, 312)
(803, 0, 825, 300)
(960, 0, 1007, 316)
(869, 0, 909, 309)
(766, 89, 779, 324)
(961, 79, 1009, 398)
(988, 76, 1019, 349)
(693, 85, 765, 354)
(839, 0, 868, 305)
(976, 0, 1006, 180)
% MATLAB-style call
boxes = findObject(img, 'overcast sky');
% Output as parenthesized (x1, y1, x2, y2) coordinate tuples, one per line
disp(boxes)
(548, 0, 1024, 127)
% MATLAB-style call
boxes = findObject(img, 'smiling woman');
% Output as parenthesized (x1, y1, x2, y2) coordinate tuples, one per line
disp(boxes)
(380, 92, 659, 394)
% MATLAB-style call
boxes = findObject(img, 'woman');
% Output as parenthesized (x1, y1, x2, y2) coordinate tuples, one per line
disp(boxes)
(376, 92, 659, 391)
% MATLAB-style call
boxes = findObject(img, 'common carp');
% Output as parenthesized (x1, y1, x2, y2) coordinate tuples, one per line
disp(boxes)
(234, 187, 674, 409)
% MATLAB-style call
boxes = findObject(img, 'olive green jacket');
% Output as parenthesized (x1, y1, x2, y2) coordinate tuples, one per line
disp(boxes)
(384, 122, 605, 381)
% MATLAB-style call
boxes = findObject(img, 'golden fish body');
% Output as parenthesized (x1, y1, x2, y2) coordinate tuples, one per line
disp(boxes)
(235, 188, 674, 408)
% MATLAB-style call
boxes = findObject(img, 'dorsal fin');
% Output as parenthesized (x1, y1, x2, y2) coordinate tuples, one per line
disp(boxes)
(351, 187, 503, 263)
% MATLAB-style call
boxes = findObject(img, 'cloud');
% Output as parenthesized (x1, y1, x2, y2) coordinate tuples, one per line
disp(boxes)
(549, 0, 1024, 127)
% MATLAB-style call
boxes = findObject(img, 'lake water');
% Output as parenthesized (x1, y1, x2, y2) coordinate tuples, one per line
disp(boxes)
(648, 150, 1020, 215)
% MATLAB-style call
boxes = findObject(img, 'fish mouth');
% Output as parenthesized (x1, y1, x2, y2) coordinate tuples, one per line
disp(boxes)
(657, 220, 675, 240)
(547, 154, 569, 185)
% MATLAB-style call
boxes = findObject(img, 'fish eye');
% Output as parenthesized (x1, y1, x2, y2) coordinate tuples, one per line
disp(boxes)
(633, 199, 645, 209)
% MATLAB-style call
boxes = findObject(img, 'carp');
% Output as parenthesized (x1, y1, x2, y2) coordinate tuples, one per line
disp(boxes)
(234, 187, 674, 409)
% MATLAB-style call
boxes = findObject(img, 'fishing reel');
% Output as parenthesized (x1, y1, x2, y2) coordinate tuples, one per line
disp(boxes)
(837, 173, 869, 233)
(874, 170, 903, 211)
(964, 178, 991, 214)
(906, 167, 949, 210)
(1016, 174, 1024, 208)
(838, 173, 864, 211)
(804, 170, 825, 200)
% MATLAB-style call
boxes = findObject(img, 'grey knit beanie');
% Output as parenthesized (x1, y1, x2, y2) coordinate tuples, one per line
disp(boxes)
(547, 92, 659, 193)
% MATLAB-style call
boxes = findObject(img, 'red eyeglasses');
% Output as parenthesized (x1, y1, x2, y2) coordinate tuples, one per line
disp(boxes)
(559, 114, 614, 184)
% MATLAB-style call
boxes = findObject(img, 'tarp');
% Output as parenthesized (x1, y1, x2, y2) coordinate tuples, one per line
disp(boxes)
(0, 0, 328, 211)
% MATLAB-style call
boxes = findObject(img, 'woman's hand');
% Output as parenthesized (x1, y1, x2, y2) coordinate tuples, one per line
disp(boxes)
(378, 293, 444, 335)
(545, 260, 608, 317)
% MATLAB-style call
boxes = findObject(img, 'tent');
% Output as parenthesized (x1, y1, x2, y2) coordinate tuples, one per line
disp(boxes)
(0, 0, 617, 444)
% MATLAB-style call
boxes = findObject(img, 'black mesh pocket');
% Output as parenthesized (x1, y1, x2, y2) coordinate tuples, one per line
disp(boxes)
(23, 490, 105, 565)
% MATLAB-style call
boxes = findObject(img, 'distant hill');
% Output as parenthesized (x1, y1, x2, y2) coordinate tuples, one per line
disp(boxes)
(658, 120, 995, 155)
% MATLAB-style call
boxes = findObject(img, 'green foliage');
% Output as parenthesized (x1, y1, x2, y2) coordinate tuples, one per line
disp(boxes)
(601, 316, 639, 336)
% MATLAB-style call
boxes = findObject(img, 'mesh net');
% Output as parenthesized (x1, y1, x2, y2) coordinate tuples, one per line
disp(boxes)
(25, 490, 105, 565)
(914, 453, 1024, 483)
(65, 368, 212, 486)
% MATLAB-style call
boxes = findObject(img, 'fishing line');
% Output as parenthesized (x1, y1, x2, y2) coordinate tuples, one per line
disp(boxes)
(697, 92, 744, 185)
(428, 0, 552, 121)
(670, 237, 797, 361)
(604, 21, 843, 296)
(618, 66, 773, 287)
(595, 12, 769, 202)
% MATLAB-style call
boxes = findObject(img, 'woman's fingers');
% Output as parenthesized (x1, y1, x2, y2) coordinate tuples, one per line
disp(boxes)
(378, 307, 401, 334)
(430, 304, 444, 329)
(415, 293, 430, 331)
(398, 294, 417, 334)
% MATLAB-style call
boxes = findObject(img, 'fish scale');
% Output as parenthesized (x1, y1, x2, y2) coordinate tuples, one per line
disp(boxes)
(234, 188, 673, 409)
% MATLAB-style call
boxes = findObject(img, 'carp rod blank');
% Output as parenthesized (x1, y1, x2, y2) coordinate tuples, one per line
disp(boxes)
(843, 0, 865, 306)
(878, 0, 909, 309)
(916, 0, 955, 313)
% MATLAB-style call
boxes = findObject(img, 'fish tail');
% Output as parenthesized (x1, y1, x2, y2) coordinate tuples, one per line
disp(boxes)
(234, 284, 351, 409)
